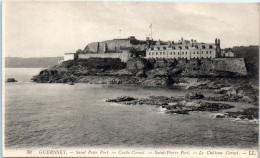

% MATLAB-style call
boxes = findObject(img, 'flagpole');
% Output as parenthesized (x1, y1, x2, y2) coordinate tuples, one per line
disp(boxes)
(151, 24, 153, 40)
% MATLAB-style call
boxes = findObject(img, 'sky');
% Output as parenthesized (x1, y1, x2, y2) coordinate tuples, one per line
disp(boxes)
(3, 1, 259, 57)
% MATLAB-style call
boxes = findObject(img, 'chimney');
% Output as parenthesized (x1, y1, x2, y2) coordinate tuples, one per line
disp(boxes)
(146, 37, 150, 41)
(218, 39, 220, 46)
(191, 39, 193, 43)
(215, 38, 217, 45)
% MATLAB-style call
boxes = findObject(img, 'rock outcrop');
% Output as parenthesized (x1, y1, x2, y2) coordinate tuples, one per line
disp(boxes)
(6, 78, 17, 82)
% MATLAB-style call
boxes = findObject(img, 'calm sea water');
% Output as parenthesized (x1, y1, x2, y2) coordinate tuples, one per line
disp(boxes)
(4, 68, 258, 149)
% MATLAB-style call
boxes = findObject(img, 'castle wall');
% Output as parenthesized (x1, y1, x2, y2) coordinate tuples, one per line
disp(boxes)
(78, 53, 122, 60)
(204, 58, 247, 75)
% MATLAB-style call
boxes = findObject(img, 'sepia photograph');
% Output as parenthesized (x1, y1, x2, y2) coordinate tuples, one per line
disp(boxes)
(2, 1, 259, 157)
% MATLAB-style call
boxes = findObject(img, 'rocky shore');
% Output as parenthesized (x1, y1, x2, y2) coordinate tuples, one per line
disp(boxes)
(31, 58, 259, 115)
(216, 108, 259, 120)
(106, 93, 258, 121)
(106, 93, 235, 114)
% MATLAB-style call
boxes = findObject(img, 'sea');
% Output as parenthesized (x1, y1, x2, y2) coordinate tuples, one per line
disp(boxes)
(4, 68, 258, 149)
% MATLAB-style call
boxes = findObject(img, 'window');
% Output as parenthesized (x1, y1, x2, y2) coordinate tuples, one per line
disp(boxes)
(210, 51, 212, 54)
(156, 52, 158, 55)
(209, 45, 213, 49)
(202, 45, 205, 49)
(174, 52, 175, 55)
(151, 47, 154, 50)
(197, 51, 199, 54)
(149, 52, 151, 55)
(194, 51, 195, 54)
(186, 52, 187, 55)
(160, 52, 162, 55)
(182, 52, 184, 55)
(178, 52, 179, 55)
(163, 52, 165, 55)
(152, 52, 154, 55)
(206, 51, 208, 54)
(170, 52, 172, 55)
(202, 51, 203, 54)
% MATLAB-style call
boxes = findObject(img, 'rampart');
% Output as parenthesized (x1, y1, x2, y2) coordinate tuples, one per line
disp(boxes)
(84, 38, 147, 53)
(203, 58, 247, 75)
(78, 53, 122, 59)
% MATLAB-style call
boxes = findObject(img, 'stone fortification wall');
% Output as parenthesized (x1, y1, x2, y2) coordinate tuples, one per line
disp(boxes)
(84, 39, 147, 53)
(78, 53, 122, 59)
(202, 58, 247, 75)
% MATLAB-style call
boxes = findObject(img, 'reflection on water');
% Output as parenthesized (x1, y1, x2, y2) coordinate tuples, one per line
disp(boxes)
(4, 68, 258, 149)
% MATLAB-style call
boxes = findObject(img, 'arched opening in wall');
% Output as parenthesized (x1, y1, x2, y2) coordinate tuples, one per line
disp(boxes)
(209, 45, 213, 49)
(201, 57, 204, 59)
(202, 45, 206, 49)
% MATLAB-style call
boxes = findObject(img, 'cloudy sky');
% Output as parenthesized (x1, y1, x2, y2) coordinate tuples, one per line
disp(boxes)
(3, 1, 259, 57)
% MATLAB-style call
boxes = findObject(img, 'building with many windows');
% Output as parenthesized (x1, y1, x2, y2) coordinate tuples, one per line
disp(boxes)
(146, 38, 221, 60)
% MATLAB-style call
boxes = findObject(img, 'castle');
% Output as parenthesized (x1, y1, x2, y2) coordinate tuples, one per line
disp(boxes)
(63, 36, 232, 63)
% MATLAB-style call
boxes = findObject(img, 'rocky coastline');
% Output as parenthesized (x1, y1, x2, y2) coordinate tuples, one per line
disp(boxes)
(106, 93, 258, 120)
(31, 58, 258, 120)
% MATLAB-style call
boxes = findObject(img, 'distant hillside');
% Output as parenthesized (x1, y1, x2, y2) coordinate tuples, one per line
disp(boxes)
(5, 57, 64, 68)
(232, 45, 259, 77)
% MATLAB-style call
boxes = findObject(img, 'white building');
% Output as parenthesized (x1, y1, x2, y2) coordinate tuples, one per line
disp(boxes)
(146, 38, 221, 60)
(64, 53, 76, 61)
